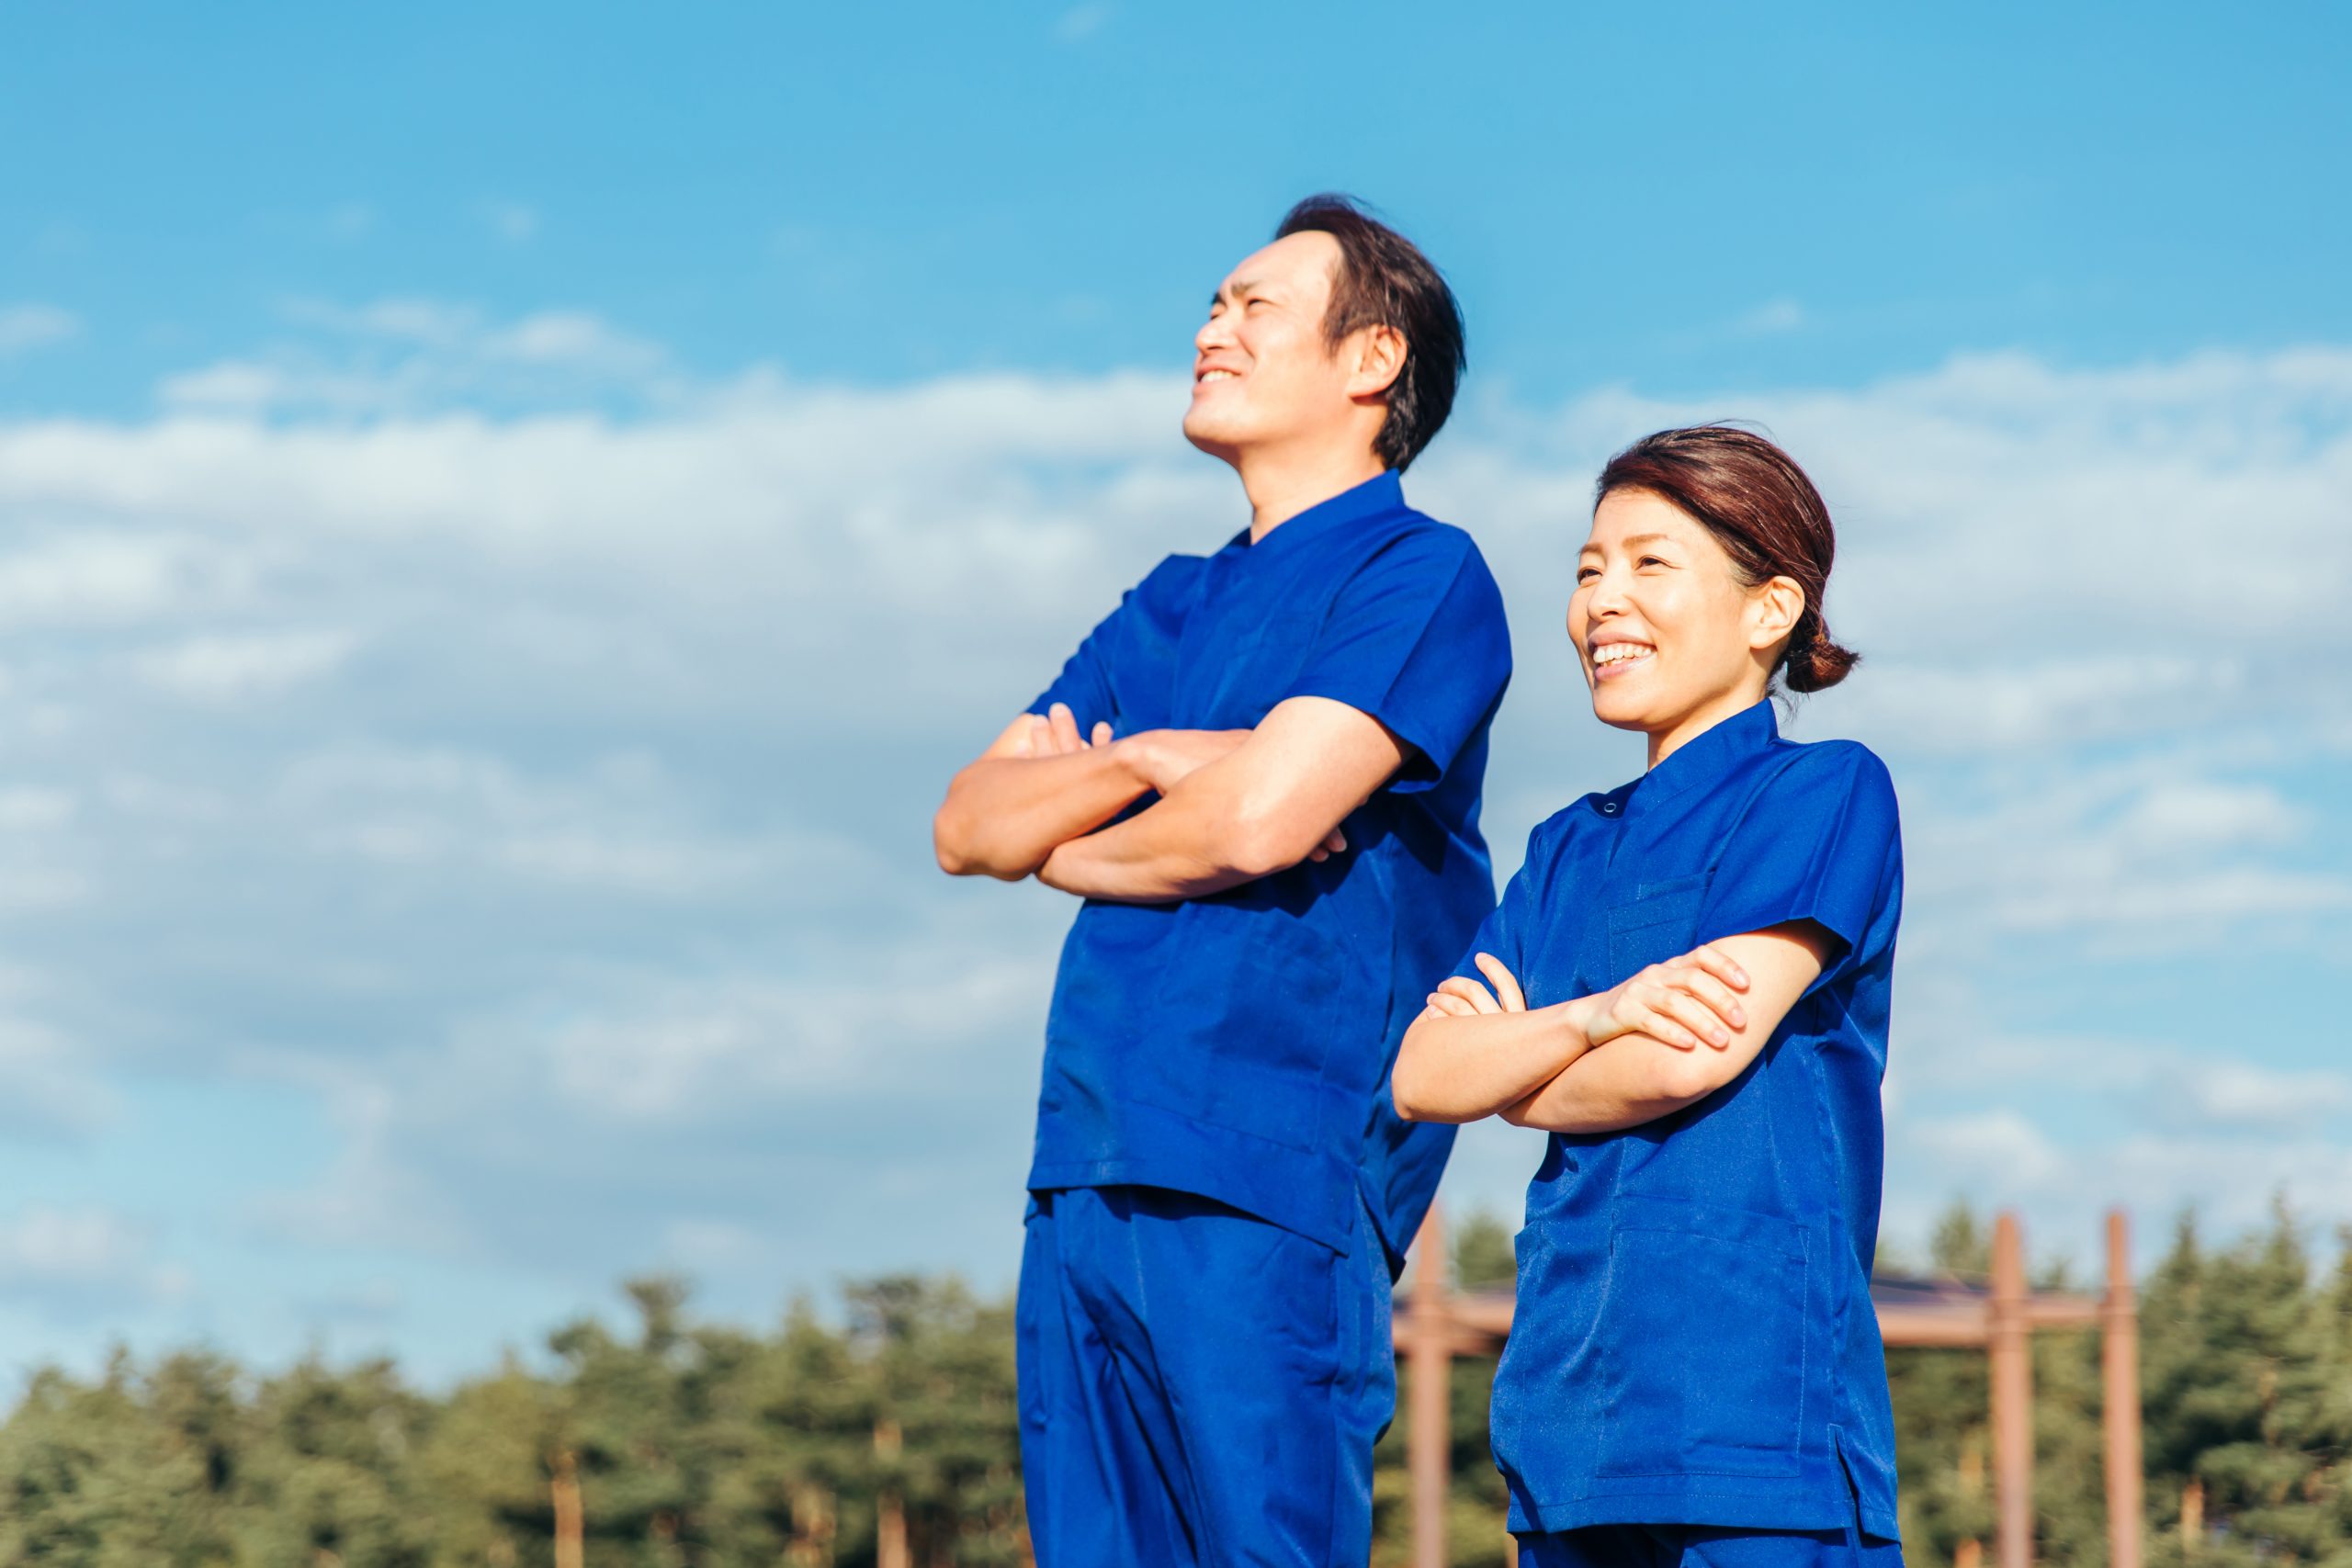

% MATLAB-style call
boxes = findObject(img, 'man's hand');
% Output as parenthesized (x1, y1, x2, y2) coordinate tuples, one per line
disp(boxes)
(1570, 943, 1752, 1053)
(1024, 703, 1116, 758)
(933, 706, 1155, 880)
(1123, 727, 1250, 794)
(1117, 725, 1347, 862)
(1030, 694, 1403, 901)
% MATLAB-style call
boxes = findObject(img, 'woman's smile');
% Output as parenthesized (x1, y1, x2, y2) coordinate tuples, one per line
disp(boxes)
(1589, 637, 1657, 680)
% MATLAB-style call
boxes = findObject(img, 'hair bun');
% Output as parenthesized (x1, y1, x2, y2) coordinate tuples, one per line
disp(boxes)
(1784, 627, 1860, 693)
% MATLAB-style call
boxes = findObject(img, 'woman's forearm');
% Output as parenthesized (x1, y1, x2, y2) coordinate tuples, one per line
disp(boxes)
(1500, 1033, 1718, 1134)
(1392, 1001, 1593, 1124)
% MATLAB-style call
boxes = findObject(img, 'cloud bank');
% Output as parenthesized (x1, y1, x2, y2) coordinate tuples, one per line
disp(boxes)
(0, 306, 2346, 1373)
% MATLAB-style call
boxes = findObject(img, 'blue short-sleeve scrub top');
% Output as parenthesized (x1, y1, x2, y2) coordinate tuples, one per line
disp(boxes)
(1457, 699, 1905, 1539)
(1027, 471, 1512, 1266)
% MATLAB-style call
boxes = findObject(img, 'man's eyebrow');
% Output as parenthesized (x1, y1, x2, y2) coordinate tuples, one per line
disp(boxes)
(1211, 276, 1266, 306)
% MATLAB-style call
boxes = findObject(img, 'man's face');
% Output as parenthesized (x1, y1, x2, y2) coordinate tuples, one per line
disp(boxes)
(1182, 231, 1357, 464)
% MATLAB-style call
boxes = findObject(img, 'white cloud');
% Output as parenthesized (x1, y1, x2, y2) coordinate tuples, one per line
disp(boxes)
(2179, 1061, 2352, 1131)
(0, 314, 2348, 1357)
(0, 304, 81, 356)
(324, 202, 378, 243)
(155, 300, 673, 415)
(1055, 3, 1112, 39)
(479, 200, 540, 244)
(1736, 298, 1805, 335)
(0, 1205, 186, 1314)
(134, 628, 359, 702)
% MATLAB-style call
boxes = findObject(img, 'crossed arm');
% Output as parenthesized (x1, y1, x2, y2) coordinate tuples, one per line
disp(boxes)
(933, 695, 1413, 903)
(1390, 921, 1830, 1134)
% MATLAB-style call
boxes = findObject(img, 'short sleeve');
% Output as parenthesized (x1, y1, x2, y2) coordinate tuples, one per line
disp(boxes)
(1282, 526, 1511, 794)
(1695, 744, 1901, 968)
(1447, 820, 1553, 987)
(1026, 596, 1131, 732)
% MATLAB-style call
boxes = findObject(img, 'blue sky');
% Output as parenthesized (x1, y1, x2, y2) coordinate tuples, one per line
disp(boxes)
(0, 3, 2346, 1382)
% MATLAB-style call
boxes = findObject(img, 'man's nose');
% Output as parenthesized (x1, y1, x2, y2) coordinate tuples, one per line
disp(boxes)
(1195, 313, 1232, 354)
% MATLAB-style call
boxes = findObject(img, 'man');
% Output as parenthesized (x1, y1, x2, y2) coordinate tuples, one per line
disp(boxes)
(933, 195, 1510, 1566)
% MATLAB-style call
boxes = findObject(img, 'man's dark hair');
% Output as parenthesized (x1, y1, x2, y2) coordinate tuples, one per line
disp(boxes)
(1273, 194, 1466, 472)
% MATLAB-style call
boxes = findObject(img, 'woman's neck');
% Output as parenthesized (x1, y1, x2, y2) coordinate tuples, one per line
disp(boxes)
(1646, 685, 1770, 770)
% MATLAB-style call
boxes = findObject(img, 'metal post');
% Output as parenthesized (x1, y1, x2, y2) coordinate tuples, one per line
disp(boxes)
(1410, 1203, 1451, 1568)
(2103, 1209, 2143, 1568)
(1990, 1211, 2033, 1568)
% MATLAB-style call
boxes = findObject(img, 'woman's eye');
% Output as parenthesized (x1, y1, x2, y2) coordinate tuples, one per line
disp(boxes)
(1575, 568, 1600, 582)
(1637, 555, 1668, 570)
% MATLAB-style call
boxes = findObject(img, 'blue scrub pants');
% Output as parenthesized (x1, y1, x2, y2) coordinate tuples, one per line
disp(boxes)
(1016, 1184, 1393, 1568)
(1518, 1522, 1904, 1568)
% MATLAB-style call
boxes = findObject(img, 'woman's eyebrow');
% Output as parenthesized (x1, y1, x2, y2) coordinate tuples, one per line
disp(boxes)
(1580, 531, 1675, 557)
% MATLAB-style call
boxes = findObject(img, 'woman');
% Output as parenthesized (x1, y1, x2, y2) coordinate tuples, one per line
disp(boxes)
(1392, 426, 1904, 1567)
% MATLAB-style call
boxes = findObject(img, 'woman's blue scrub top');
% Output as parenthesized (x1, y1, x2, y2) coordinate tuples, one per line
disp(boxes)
(1459, 700, 1904, 1538)
(1028, 472, 1512, 1266)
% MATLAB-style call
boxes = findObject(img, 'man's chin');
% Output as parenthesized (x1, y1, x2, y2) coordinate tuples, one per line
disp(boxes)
(1182, 414, 1245, 465)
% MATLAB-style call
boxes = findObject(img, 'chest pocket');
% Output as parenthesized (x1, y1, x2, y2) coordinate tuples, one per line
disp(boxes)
(1604, 871, 1711, 985)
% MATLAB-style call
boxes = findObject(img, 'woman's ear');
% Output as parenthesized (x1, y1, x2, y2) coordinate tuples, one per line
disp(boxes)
(1346, 324, 1408, 400)
(1748, 575, 1806, 650)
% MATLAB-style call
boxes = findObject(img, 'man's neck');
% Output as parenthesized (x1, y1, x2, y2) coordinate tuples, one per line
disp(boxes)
(1238, 446, 1389, 543)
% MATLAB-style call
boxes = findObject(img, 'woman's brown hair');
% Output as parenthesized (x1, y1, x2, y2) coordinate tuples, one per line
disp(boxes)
(1595, 425, 1860, 694)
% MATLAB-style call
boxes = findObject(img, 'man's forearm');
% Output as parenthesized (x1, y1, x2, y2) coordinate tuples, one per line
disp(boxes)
(1030, 694, 1401, 902)
(934, 743, 1154, 880)
(1034, 785, 1258, 902)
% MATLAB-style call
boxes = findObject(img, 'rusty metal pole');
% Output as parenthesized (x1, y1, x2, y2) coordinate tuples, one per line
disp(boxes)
(2103, 1209, 2143, 1568)
(1410, 1202, 1451, 1568)
(1990, 1212, 2033, 1568)
(550, 1449, 584, 1568)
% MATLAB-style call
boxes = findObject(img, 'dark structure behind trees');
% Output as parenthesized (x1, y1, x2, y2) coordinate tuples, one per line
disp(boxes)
(0, 1201, 2340, 1568)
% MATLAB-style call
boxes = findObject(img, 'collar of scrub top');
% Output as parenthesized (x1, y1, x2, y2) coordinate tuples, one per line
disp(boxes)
(1592, 696, 1780, 820)
(1221, 468, 1406, 555)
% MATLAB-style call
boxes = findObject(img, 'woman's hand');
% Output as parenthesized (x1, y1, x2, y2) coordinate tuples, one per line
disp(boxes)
(1573, 943, 1752, 1053)
(1422, 953, 1528, 1019)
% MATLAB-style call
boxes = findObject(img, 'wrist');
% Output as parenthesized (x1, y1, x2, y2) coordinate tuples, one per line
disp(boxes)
(1109, 732, 1160, 791)
(1555, 995, 1600, 1052)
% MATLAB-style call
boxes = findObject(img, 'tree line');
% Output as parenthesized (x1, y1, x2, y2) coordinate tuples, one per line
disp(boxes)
(0, 1202, 2341, 1567)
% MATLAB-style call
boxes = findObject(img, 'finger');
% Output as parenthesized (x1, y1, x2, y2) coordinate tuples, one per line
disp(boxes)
(1021, 714, 1051, 757)
(1679, 943, 1751, 991)
(1475, 953, 1528, 1013)
(1426, 992, 1477, 1019)
(1048, 703, 1082, 754)
(1668, 968, 1747, 1032)
(1325, 829, 1347, 854)
(1307, 846, 1329, 863)
(1436, 976, 1502, 1015)
(1091, 721, 1114, 748)
(1653, 989, 1732, 1049)
(1629, 988, 1702, 1050)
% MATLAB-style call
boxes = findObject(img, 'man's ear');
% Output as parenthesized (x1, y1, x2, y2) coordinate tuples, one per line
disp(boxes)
(1346, 324, 1408, 401)
(1749, 576, 1806, 649)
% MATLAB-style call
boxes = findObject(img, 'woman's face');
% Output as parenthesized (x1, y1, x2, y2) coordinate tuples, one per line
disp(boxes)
(1569, 488, 1795, 739)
